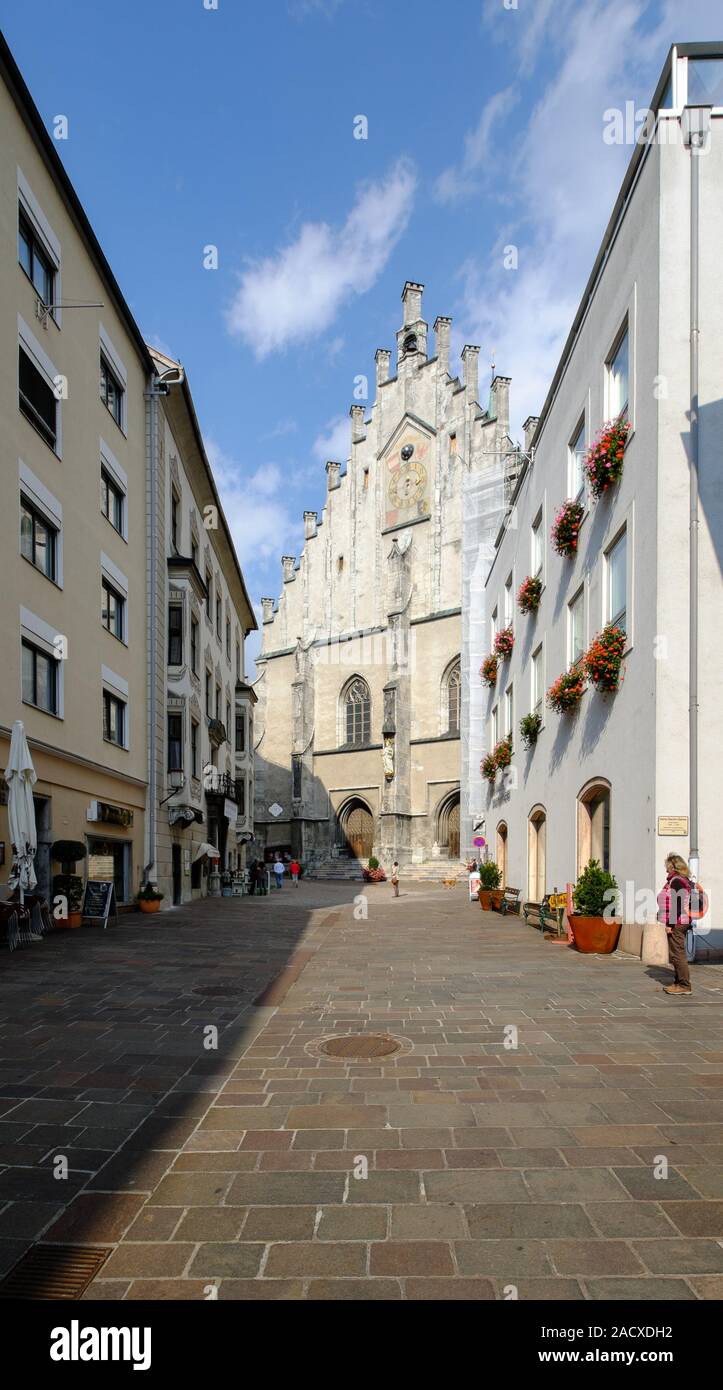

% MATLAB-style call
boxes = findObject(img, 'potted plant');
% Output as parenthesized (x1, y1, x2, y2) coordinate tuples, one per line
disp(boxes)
(551, 499, 584, 557)
(137, 882, 164, 914)
(480, 654, 498, 688)
(569, 858, 621, 953)
(546, 668, 586, 714)
(584, 624, 626, 693)
(481, 753, 497, 786)
(51, 839, 87, 928)
(584, 418, 630, 501)
(494, 736, 513, 773)
(519, 711, 542, 748)
(362, 856, 387, 883)
(494, 627, 514, 659)
(518, 575, 542, 614)
(478, 859, 501, 911)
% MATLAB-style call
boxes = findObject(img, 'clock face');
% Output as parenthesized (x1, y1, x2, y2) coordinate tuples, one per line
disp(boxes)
(388, 461, 427, 508)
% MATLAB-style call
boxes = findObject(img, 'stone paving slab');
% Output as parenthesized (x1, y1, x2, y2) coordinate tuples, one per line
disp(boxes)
(1, 879, 722, 1299)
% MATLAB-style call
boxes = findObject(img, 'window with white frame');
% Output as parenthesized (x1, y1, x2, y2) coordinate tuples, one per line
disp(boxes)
(531, 509, 543, 578)
(504, 684, 513, 737)
(19, 342, 57, 451)
(491, 606, 498, 644)
(607, 527, 627, 632)
(569, 416, 586, 502)
(21, 607, 64, 718)
(568, 586, 585, 666)
(607, 323, 629, 420)
(20, 494, 58, 583)
(17, 172, 61, 319)
(100, 442, 127, 540)
(687, 56, 723, 105)
(504, 574, 513, 628)
(101, 554, 128, 643)
(99, 327, 127, 433)
(491, 704, 499, 746)
(531, 644, 544, 715)
(102, 666, 128, 748)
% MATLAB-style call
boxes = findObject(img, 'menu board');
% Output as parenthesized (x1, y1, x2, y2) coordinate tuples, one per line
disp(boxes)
(81, 880, 117, 927)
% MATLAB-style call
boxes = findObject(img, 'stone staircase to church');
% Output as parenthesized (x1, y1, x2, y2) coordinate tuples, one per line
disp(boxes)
(304, 860, 467, 883)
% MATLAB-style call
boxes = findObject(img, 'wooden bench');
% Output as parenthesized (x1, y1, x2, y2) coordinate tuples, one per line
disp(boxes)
(499, 887, 521, 916)
(523, 901, 564, 935)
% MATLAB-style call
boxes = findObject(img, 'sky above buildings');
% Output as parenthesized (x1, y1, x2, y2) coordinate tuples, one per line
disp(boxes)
(3, 0, 722, 661)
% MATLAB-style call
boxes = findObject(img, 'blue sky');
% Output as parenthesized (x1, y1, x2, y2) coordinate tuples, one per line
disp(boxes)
(3, 0, 721, 661)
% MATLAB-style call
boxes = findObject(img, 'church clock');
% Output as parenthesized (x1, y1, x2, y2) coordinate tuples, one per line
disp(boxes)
(388, 461, 427, 509)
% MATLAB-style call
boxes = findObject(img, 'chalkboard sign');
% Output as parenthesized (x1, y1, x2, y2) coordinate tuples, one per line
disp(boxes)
(81, 880, 118, 928)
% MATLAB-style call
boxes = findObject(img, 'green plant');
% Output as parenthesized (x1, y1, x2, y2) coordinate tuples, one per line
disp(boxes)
(367, 855, 380, 870)
(52, 873, 84, 913)
(584, 624, 626, 692)
(518, 575, 542, 614)
(551, 499, 584, 556)
(547, 667, 587, 713)
(480, 654, 498, 687)
(137, 881, 164, 902)
(572, 859, 618, 918)
(51, 840, 87, 872)
(519, 711, 542, 748)
(478, 861, 501, 889)
(481, 753, 497, 785)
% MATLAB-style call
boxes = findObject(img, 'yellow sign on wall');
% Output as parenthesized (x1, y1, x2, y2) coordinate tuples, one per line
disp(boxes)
(657, 816, 688, 836)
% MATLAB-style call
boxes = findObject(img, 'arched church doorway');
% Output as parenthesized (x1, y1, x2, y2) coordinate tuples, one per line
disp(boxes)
(436, 790, 460, 861)
(338, 798, 374, 860)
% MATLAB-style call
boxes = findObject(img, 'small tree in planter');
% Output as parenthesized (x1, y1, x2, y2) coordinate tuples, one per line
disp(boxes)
(478, 859, 502, 911)
(362, 856, 387, 883)
(584, 418, 630, 501)
(494, 627, 514, 660)
(570, 859, 621, 953)
(551, 499, 584, 556)
(51, 840, 87, 927)
(480, 654, 498, 688)
(481, 753, 497, 786)
(519, 711, 542, 748)
(546, 668, 586, 714)
(518, 575, 542, 614)
(584, 624, 626, 693)
(137, 882, 164, 914)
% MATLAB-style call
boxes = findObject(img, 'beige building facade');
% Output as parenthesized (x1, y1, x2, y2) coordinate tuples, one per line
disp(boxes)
(0, 38, 152, 905)
(254, 282, 514, 871)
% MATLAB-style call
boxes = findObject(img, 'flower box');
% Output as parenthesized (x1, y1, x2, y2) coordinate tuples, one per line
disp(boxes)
(494, 736, 513, 770)
(480, 654, 498, 687)
(517, 575, 542, 614)
(584, 624, 626, 692)
(481, 753, 497, 785)
(519, 711, 542, 748)
(551, 499, 584, 556)
(494, 627, 514, 659)
(546, 667, 586, 714)
(584, 418, 630, 500)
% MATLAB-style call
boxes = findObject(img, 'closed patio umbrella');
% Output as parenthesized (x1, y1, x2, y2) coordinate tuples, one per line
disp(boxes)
(193, 842, 220, 862)
(5, 720, 37, 903)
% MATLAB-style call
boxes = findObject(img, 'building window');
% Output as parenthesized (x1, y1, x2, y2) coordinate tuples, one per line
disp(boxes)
(504, 685, 513, 738)
(168, 604, 183, 665)
(215, 592, 221, 638)
(292, 754, 302, 800)
(167, 712, 183, 772)
(19, 344, 56, 450)
(205, 670, 212, 715)
(235, 638, 241, 681)
(20, 497, 57, 581)
(491, 607, 498, 645)
(18, 209, 55, 307)
(226, 699, 231, 734)
(687, 56, 723, 106)
(569, 416, 586, 502)
(226, 617, 231, 659)
(607, 324, 629, 420)
(577, 780, 611, 875)
(504, 574, 513, 628)
(531, 509, 543, 578)
(568, 586, 585, 666)
(171, 489, 180, 552)
(532, 644, 544, 715)
(191, 719, 199, 778)
(190, 616, 199, 674)
(491, 704, 499, 747)
(101, 467, 124, 534)
(215, 684, 221, 720)
(342, 677, 371, 746)
(449, 432, 457, 456)
(100, 352, 124, 426)
(607, 527, 627, 632)
(237, 777, 246, 818)
(205, 570, 212, 619)
(235, 711, 245, 753)
(22, 639, 58, 714)
(445, 660, 461, 735)
(191, 532, 199, 568)
(102, 578, 125, 641)
(103, 690, 126, 746)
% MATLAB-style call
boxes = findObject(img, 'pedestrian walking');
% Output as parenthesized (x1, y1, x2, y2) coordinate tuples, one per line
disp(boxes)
(255, 860, 267, 896)
(657, 853, 693, 995)
(248, 858, 257, 895)
(272, 856, 285, 891)
(289, 859, 301, 884)
(468, 864, 481, 902)
(391, 861, 400, 898)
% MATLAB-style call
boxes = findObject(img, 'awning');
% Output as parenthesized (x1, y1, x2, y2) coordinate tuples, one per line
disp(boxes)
(193, 842, 220, 862)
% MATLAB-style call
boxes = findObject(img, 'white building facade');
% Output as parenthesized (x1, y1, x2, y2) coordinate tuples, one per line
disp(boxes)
(462, 44, 723, 958)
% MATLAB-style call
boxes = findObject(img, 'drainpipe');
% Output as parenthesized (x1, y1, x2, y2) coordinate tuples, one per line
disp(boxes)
(681, 105, 711, 893)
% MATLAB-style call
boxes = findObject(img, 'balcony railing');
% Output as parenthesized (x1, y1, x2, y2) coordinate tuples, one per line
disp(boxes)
(205, 771, 243, 804)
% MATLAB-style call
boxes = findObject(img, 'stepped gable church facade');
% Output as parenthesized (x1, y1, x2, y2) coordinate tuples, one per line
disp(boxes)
(253, 281, 513, 871)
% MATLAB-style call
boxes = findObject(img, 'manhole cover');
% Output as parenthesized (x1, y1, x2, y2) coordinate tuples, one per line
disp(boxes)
(0, 1244, 111, 1300)
(320, 1034, 401, 1059)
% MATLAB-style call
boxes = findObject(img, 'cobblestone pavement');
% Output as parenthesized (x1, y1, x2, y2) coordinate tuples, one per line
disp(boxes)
(1, 881, 723, 1301)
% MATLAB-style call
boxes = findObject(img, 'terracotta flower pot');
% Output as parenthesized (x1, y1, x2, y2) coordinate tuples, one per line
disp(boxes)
(139, 899, 161, 914)
(568, 913, 621, 954)
(66, 911, 82, 929)
(478, 889, 493, 911)
(490, 890, 504, 911)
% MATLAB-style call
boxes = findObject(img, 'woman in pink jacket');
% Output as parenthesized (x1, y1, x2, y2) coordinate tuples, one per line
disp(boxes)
(657, 854, 693, 996)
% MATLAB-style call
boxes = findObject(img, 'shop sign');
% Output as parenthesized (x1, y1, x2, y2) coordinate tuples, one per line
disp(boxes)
(657, 816, 688, 836)
(88, 854, 114, 880)
(224, 798, 238, 824)
(87, 800, 134, 828)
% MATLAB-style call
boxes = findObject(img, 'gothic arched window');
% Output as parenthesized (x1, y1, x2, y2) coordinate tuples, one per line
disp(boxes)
(341, 677, 371, 747)
(444, 660, 461, 735)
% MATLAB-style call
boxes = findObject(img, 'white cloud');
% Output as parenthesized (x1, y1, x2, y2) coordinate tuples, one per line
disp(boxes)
(226, 159, 417, 358)
(205, 438, 302, 571)
(455, 0, 723, 440)
(435, 86, 518, 203)
(312, 414, 350, 464)
(288, 0, 346, 18)
(262, 418, 298, 440)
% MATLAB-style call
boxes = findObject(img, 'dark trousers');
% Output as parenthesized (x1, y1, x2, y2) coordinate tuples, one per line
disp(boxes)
(668, 927, 691, 986)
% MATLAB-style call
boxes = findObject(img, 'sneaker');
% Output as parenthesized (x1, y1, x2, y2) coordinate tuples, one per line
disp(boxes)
(663, 983, 692, 995)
